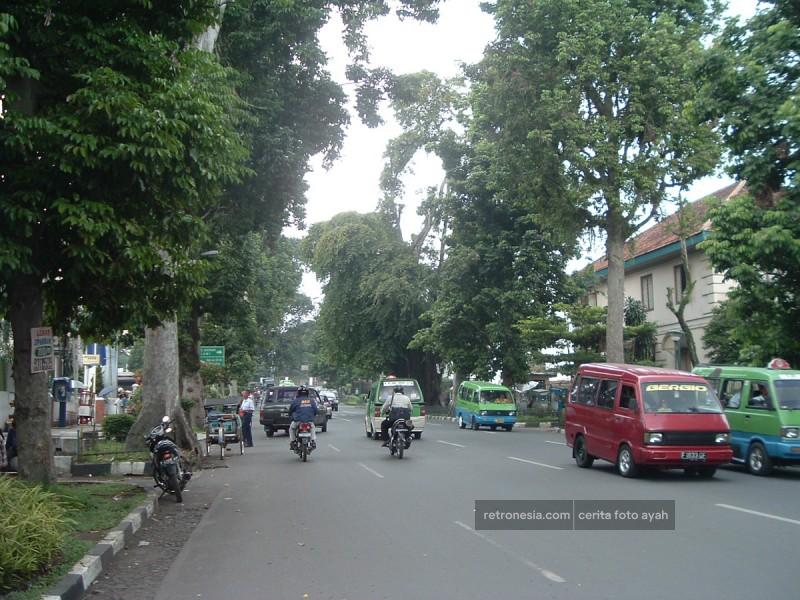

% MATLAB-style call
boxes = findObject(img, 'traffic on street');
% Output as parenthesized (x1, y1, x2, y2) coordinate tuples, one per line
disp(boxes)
(2, 2, 797, 599)
(90, 403, 798, 600)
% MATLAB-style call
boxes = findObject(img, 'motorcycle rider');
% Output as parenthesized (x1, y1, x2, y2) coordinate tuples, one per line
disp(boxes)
(381, 385, 414, 447)
(288, 385, 318, 450)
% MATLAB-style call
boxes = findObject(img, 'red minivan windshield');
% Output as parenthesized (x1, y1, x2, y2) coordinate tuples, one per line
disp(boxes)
(642, 382, 723, 414)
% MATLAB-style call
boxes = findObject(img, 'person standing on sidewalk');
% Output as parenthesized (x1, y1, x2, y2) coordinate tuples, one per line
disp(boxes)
(239, 390, 255, 447)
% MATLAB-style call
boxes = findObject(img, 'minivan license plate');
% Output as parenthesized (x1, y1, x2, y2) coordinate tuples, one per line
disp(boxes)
(495, 418, 504, 423)
(681, 451, 706, 461)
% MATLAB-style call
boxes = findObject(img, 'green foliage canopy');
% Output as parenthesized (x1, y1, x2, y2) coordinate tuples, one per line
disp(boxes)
(701, 1, 800, 366)
(0, 1, 249, 334)
(467, 0, 722, 362)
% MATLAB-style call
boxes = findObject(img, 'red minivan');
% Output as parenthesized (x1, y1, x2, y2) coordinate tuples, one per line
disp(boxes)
(565, 364, 733, 478)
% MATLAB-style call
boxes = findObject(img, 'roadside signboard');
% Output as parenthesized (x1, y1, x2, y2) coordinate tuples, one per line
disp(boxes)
(31, 327, 54, 373)
(200, 346, 225, 366)
(82, 354, 101, 366)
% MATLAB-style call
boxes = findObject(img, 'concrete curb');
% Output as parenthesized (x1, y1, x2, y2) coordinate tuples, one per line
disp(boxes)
(42, 490, 159, 600)
(426, 414, 562, 432)
(68, 461, 153, 477)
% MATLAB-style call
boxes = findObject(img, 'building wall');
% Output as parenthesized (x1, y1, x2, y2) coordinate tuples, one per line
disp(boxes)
(594, 247, 736, 367)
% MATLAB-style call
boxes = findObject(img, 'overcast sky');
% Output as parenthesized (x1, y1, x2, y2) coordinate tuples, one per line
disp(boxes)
(297, 0, 760, 300)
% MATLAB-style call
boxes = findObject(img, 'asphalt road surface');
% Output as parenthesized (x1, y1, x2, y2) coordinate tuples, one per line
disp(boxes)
(91, 408, 799, 600)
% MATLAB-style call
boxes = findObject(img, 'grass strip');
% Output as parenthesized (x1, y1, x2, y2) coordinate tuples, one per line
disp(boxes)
(2, 481, 146, 600)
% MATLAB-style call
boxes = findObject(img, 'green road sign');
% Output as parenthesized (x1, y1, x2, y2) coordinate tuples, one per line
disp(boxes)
(200, 346, 225, 366)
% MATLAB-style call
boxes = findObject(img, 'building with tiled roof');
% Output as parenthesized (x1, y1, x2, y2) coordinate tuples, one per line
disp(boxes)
(590, 181, 746, 368)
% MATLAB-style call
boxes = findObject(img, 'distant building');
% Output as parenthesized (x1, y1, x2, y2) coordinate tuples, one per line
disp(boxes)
(590, 182, 746, 369)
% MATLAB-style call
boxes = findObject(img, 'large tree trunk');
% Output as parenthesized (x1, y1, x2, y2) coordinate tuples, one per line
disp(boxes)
(9, 276, 55, 483)
(501, 370, 514, 389)
(179, 305, 205, 429)
(605, 207, 626, 363)
(449, 370, 464, 412)
(424, 352, 441, 407)
(125, 321, 198, 456)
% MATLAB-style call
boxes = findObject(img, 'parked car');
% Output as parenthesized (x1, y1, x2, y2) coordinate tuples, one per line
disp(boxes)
(260, 384, 328, 437)
(565, 363, 732, 478)
(693, 360, 800, 475)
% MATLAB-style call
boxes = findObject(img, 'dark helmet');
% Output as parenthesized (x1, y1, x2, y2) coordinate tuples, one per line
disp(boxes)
(296, 385, 309, 396)
(394, 385, 404, 393)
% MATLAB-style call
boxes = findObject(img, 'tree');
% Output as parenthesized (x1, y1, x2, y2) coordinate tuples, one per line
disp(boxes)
(378, 70, 575, 393)
(664, 200, 702, 367)
(192, 235, 306, 389)
(171, 0, 444, 422)
(700, 0, 800, 366)
(472, 0, 722, 363)
(1, 2, 247, 482)
(702, 299, 760, 365)
(302, 212, 441, 402)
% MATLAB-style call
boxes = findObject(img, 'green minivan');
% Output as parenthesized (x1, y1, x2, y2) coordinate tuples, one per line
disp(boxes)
(364, 376, 426, 440)
(455, 381, 517, 431)
(693, 361, 800, 475)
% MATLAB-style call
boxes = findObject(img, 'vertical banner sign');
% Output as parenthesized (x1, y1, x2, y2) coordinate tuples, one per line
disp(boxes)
(31, 326, 54, 373)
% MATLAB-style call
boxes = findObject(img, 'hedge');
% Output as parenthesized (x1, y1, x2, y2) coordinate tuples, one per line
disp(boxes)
(0, 478, 69, 592)
(102, 413, 136, 442)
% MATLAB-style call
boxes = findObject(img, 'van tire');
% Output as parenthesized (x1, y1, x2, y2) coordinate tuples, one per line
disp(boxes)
(504, 425, 513, 432)
(266, 427, 274, 438)
(458, 415, 466, 429)
(747, 442, 773, 476)
(471, 418, 479, 431)
(574, 436, 594, 468)
(413, 432, 421, 439)
(617, 444, 638, 478)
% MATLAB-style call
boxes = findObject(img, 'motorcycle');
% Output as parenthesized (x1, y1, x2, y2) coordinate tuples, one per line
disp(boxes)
(144, 416, 191, 502)
(389, 417, 412, 459)
(290, 421, 315, 462)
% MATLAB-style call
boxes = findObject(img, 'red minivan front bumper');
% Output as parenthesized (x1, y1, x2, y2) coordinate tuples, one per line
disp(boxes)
(635, 445, 733, 467)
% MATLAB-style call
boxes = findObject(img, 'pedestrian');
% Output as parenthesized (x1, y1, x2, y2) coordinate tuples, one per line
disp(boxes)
(0, 426, 7, 470)
(4, 416, 18, 472)
(239, 390, 254, 447)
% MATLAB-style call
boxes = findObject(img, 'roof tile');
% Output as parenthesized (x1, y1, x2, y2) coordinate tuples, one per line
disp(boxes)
(592, 182, 746, 272)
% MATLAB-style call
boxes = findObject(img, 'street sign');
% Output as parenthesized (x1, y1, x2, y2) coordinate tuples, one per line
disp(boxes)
(82, 354, 100, 366)
(200, 346, 225, 366)
(31, 327, 54, 373)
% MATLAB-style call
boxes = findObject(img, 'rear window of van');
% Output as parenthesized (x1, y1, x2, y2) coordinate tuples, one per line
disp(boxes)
(378, 382, 421, 402)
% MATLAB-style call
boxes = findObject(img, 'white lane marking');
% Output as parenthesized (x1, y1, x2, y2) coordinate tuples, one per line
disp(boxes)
(454, 521, 566, 583)
(545, 441, 567, 446)
(328, 444, 341, 453)
(715, 504, 800, 526)
(507, 456, 564, 471)
(358, 463, 384, 479)
(437, 440, 466, 448)
(338, 417, 352, 422)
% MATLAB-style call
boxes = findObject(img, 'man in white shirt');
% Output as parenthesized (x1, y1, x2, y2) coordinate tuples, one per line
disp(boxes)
(240, 390, 255, 447)
(380, 385, 414, 446)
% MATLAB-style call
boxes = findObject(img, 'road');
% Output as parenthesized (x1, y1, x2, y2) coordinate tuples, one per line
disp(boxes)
(92, 408, 799, 600)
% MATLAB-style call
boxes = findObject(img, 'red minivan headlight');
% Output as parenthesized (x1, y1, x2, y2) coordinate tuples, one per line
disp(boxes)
(715, 433, 730, 444)
(644, 432, 663, 444)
